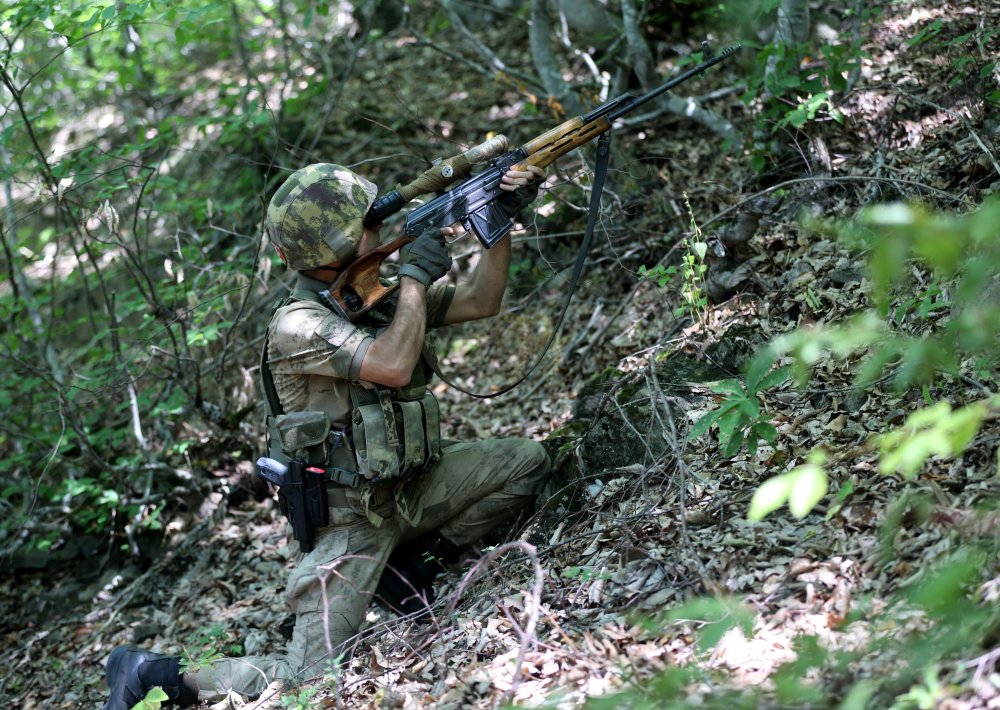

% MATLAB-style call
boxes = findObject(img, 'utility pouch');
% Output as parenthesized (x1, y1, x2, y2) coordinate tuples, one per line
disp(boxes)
(352, 395, 400, 481)
(275, 410, 332, 466)
(351, 391, 442, 481)
(420, 393, 442, 463)
(397, 400, 426, 474)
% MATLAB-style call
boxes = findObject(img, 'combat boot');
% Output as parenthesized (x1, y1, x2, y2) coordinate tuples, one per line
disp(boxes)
(375, 531, 466, 617)
(104, 645, 198, 710)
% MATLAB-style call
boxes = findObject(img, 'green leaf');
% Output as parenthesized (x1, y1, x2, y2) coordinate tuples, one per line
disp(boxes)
(687, 408, 723, 441)
(748, 472, 794, 521)
(738, 397, 761, 419)
(756, 366, 792, 392)
(131, 686, 169, 710)
(743, 350, 777, 391)
(838, 680, 876, 710)
(749, 451, 828, 520)
(753, 421, 778, 444)
(711, 379, 746, 397)
(665, 596, 754, 652)
(905, 553, 981, 617)
(717, 406, 745, 444)
(722, 429, 745, 457)
(788, 464, 828, 518)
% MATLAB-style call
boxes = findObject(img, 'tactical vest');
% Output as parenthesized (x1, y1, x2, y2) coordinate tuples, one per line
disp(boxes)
(260, 288, 442, 493)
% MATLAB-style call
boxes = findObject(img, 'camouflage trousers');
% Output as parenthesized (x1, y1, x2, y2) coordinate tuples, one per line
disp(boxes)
(192, 437, 549, 700)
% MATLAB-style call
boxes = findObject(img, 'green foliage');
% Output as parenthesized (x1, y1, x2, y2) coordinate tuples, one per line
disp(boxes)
(747, 449, 828, 521)
(687, 360, 790, 458)
(562, 565, 612, 583)
(0, 0, 302, 556)
(676, 193, 709, 324)
(743, 198, 1000, 521)
(877, 398, 994, 478)
(130, 686, 169, 710)
(779, 90, 844, 130)
(178, 623, 239, 674)
(889, 666, 947, 710)
(589, 544, 998, 709)
(637, 263, 676, 288)
(661, 596, 755, 652)
(638, 192, 710, 325)
(772, 635, 829, 705)
(740, 6, 873, 171)
(558, 597, 758, 709)
(280, 686, 318, 709)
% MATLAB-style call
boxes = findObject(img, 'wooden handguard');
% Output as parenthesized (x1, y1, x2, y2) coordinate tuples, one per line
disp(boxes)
(327, 236, 414, 320)
(396, 135, 509, 202)
(514, 116, 612, 172)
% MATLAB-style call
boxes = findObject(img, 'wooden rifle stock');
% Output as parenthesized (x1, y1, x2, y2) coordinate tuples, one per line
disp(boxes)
(326, 236, 412, 319)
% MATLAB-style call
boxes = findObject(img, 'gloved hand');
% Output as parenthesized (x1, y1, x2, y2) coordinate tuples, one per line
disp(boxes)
(398, 228, 451, 286)
(498, 180, 540, 218)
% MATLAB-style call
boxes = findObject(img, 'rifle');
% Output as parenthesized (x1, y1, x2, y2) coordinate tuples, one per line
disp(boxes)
(326, 42, 741, 320)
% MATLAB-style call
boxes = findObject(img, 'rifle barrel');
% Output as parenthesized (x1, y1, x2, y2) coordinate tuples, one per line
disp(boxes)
(603, 44, 741, 123)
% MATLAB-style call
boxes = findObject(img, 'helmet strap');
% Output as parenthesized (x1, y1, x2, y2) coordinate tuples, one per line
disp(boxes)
(302, 264, 342, 283)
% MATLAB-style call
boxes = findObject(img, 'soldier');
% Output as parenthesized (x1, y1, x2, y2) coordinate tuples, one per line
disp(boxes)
(103, 162, 550, 708)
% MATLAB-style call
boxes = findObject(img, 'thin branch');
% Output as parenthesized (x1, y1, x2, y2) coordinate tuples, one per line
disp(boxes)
(435, 0, 545, 92)
(528, 0, 585, 116)
(445, 541, 544, 700)
(620, 0, 653, 87)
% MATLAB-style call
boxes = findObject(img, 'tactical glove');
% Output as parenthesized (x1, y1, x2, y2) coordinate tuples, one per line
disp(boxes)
(398, 228, 451, 286)
(498, 180, 540, 218)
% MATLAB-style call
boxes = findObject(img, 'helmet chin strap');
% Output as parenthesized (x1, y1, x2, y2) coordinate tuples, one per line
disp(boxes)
(302, 264, 342, 284)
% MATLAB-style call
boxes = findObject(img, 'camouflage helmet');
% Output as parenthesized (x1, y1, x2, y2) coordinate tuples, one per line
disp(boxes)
(266, 164, 378, 270)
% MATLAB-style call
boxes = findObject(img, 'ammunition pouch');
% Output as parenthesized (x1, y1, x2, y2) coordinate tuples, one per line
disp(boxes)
(350, 388, 441, 482)
(350, 387, 441, 528)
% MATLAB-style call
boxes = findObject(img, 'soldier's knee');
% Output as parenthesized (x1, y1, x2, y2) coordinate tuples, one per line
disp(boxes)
(507, 438, 551, 492)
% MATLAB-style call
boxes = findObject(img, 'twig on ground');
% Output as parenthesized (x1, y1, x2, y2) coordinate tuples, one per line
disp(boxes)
(445, 542, 544, 700)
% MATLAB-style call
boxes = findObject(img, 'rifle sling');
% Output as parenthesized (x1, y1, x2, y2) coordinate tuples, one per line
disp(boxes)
(425, 132, 613, 399)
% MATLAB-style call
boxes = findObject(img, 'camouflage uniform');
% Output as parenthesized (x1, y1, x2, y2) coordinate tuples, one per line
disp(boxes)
(191, 165, 550, 700)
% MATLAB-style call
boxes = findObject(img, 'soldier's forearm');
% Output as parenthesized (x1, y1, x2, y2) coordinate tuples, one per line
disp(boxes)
(443, 234, 511, 324)
(358, 277, 427, 387)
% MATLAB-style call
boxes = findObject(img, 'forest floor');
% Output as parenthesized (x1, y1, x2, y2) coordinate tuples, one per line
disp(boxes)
(2, 2, 1000, 709)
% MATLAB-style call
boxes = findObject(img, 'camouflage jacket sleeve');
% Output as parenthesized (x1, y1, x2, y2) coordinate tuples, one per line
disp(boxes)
(268, 282, 454, 381)
(268, 300, 374, 381)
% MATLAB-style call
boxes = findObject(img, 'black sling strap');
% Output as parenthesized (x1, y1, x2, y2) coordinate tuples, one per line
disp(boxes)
(261, 330, 284, 418)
